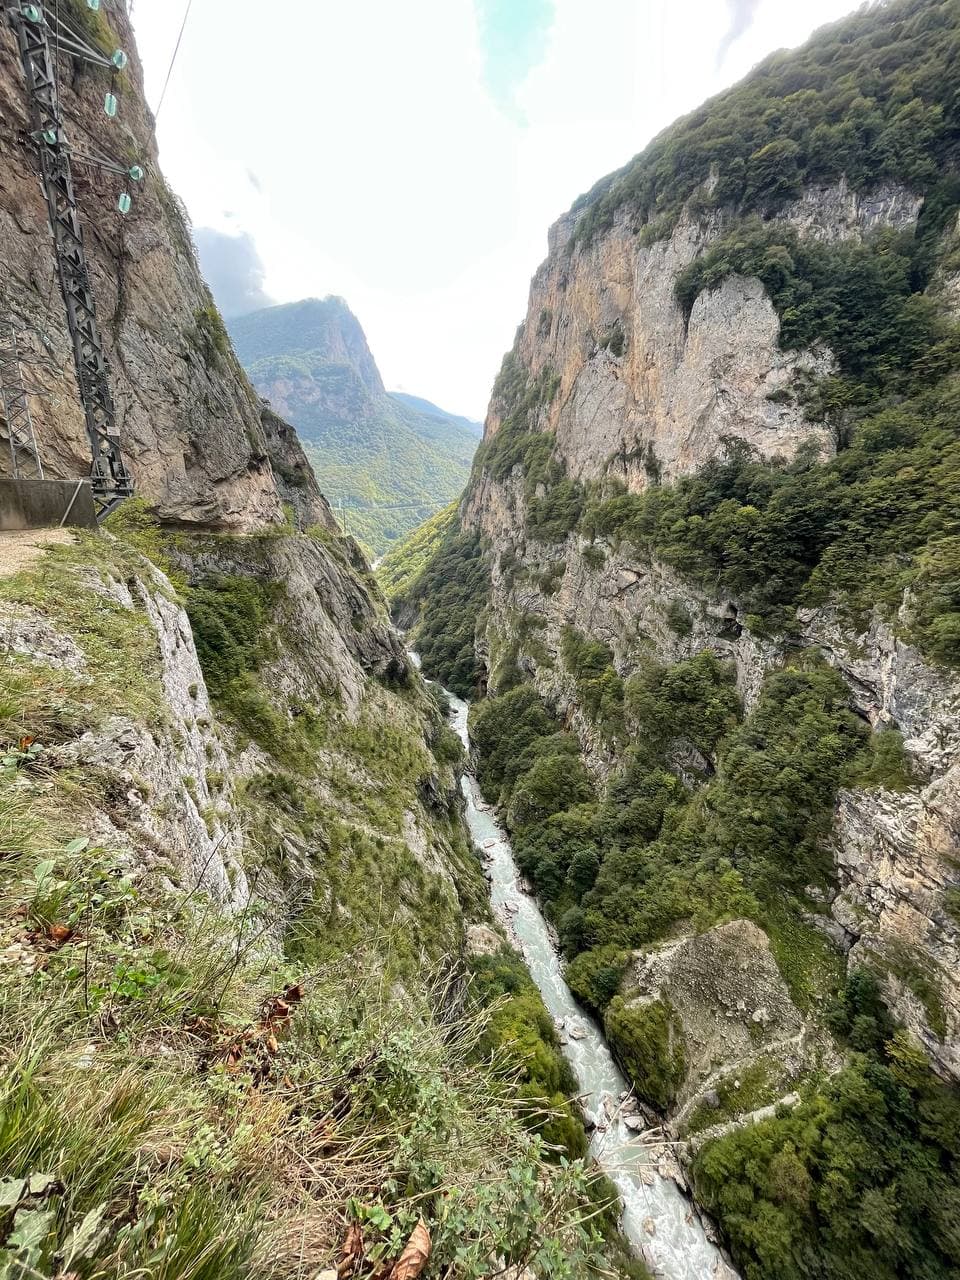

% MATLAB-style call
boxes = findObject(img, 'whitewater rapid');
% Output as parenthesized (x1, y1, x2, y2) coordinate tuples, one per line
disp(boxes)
(441, 683, 737, 1280)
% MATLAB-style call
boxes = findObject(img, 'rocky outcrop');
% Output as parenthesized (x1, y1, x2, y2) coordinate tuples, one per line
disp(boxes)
(475, 181, 920, 508)
(170, 530, 407, 716)
(620, 920, 821, 1129)
(259, 403, 338, 532)
(1, 554, 248, 906)
(0, 3, 291, 528)
(0, 517, 484, 961)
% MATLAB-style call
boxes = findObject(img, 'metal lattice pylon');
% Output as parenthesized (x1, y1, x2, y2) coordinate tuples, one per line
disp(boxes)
(5, 2, 133, 519)
(0, 315, 44, 480)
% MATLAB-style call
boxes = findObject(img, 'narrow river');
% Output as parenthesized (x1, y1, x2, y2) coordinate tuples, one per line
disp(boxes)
(440, 683, 737, 1280)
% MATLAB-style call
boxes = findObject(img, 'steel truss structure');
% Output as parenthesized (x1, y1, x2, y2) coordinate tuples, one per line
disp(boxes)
(4, 2, 133, 518)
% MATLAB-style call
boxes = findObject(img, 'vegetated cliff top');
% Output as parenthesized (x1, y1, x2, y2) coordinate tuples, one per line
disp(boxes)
(227, 299, 479, 557)
(230, 297, 386, 395)
(570, 0, 958, 245)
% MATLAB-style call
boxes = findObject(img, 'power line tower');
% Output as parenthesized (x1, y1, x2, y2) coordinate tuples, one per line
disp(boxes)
(3, 1, 134, 519)
(0, 315, 44, 481)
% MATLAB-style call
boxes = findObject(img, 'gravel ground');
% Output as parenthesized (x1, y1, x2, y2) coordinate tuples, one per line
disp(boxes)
(0, 528, 73, 578)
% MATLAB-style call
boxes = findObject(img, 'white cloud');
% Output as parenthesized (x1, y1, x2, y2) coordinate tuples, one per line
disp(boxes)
(133, 0, 862, 419)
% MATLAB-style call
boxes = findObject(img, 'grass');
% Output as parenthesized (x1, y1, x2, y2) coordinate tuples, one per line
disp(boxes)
(0, 532, 164, 726)
(873, 940, 948, 1039)
(0, 520, 648, 1280)
(684, 1057, 794, 1135)
(0, 640, 618, 1280)
(762, 907, 846, 1016)
(0, 878, 613, 1280)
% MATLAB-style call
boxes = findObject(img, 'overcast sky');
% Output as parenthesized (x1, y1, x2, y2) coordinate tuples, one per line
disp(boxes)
(131, 0, 863, 420)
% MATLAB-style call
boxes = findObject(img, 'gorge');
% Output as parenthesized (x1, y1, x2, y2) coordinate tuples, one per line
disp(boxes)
(1, 0, 959, 1278)
(394, 0, 960, 1275)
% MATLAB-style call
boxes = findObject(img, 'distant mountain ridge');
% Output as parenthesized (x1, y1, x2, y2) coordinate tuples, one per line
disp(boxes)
(227, 298, 478, 556)
(389, 393, 483, 438)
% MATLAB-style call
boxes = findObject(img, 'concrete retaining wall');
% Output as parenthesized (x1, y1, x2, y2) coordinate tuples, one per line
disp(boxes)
(0, 478, 97, 529)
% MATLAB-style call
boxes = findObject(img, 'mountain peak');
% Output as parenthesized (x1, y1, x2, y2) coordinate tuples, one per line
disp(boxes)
(229, 297, 384, 394)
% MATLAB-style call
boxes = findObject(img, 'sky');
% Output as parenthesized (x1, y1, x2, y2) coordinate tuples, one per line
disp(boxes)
(131, 0, 864, 420)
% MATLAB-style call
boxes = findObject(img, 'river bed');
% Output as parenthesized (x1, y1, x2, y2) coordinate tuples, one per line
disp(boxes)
(440, 683, 737, 1280)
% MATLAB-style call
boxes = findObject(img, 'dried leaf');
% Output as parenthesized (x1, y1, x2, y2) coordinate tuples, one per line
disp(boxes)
(391, 1218, 430, 1280)
(284, 982, 305, 1003)
(337, 1222, 364, 1279)
(265, 1033, 279, 1055)
(267, 997, 290, 1021)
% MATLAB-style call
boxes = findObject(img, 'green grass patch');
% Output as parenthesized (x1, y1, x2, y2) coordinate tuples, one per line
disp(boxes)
(0, 532, 163, 726)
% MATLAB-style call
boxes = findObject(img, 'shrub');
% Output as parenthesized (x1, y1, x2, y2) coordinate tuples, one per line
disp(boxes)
(192, 303, 231, 369)
(399, 528, 488, 697)
(693, 1029, 960, 1280)
(469, 949, 587, 1160)
(603, 997, 686, 1111)
(571, 0, 957, 245)
(566, 946, 630, 1018)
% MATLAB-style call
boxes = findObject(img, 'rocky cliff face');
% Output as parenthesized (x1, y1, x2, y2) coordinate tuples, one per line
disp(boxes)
(0, 0, 326, 529)
(0, 2, 478, 943)
(0, 523, 478, 954)
(477, 180, 920, 503)
(227, 298, 478, 557)
(229, 297, 388, 423)
(460, 173, 960, 1096)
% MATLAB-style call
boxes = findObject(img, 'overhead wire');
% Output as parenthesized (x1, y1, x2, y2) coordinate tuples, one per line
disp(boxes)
(335, 500, 450, 512)
(154, 0, 192, 119)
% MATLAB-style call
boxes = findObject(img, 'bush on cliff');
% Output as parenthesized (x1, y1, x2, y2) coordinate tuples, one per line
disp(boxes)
(571, 0, 959, 244)
(694, 982, 960, 1280)
(603, 997, 687, 1111)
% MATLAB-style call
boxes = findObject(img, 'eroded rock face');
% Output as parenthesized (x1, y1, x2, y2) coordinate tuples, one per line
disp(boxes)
(171, 532, 406, 718)
(622, 921, 810, 1119)
(0, 7, 289, 528)
(478, 181, 920, 507)
(1, 563, 248, 907)
(465, 179, 960, 1081)
(259, 404, 338, 532)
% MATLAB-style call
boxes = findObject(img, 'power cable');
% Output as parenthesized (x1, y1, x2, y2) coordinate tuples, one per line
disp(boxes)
(154, 0, 192, 119)
(333, 503, 450, 521)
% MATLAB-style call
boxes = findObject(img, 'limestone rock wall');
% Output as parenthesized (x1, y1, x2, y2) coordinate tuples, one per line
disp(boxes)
(474, 180, 921, 509)
(1, 555, 248, 906)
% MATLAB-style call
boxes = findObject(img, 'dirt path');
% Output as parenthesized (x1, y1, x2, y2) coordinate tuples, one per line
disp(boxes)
(0, 528, 73, 579)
